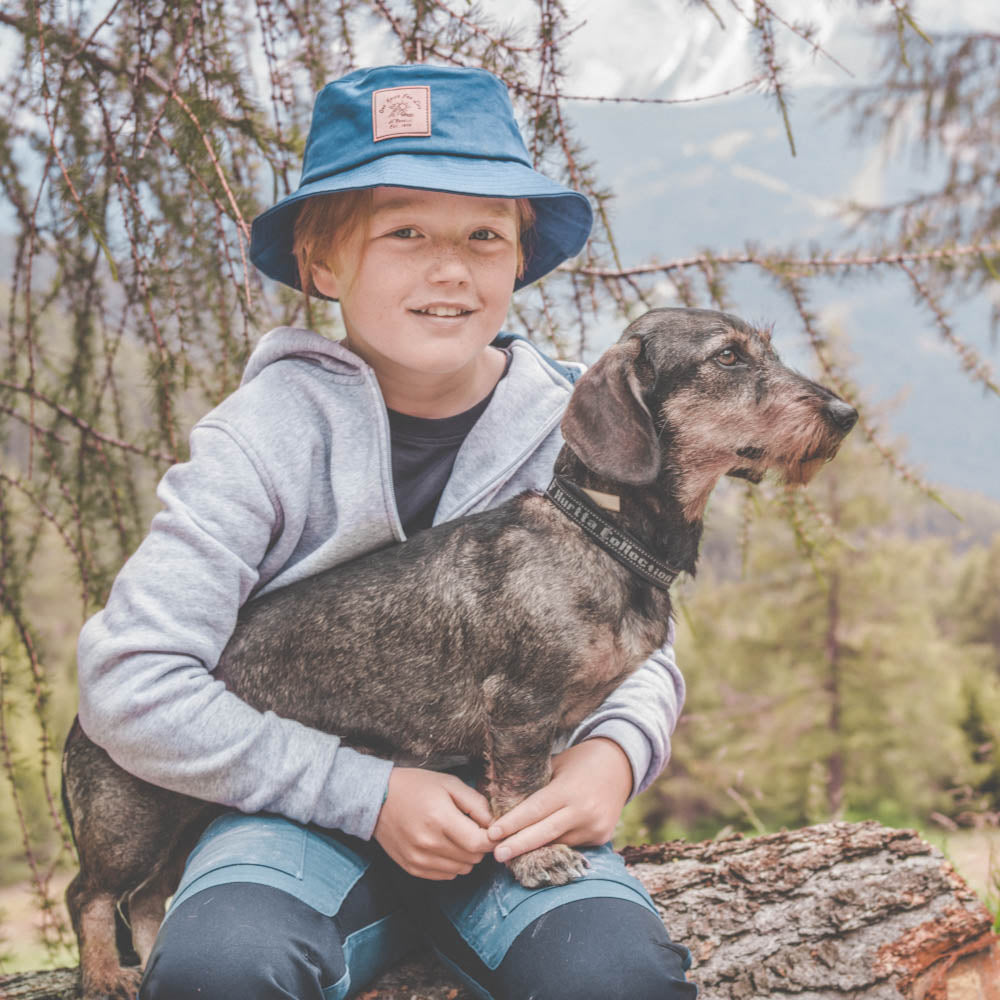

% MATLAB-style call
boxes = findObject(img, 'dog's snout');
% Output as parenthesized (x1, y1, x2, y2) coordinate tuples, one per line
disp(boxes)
(824, 398, 858, 433)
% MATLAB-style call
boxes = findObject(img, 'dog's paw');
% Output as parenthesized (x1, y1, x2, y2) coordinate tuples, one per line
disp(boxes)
(507, 844, 589, 888)
(81, 963, 143, 1000)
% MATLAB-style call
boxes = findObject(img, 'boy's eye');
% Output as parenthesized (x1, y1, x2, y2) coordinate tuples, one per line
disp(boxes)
(470, 229, 499, 241)
(390, 227, 420, 239)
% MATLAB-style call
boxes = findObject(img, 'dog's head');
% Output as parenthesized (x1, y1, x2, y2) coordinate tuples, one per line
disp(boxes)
(562, 307, 857, 521)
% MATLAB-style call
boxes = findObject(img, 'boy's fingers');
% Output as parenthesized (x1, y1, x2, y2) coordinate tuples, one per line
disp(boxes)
(486, 785, 560, 842)
(444, 811, 494, 856)
(492, 806, 573, 863)
(408, 858, 475, 880)
(441, 841, 487, 866)
(448, 779, 493, 828)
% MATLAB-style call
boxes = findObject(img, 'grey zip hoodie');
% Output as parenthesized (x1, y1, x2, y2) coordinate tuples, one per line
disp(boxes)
(77, 328, 685, 841)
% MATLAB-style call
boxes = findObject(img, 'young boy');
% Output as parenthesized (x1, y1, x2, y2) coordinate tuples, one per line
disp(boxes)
(76, 64, 695, 999)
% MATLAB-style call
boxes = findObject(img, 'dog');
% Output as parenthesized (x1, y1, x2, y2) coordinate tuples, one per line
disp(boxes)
(62, 307, 857, 999)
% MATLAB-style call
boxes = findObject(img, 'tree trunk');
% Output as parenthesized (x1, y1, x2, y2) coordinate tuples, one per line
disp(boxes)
(2, 821, 997, 1000)
(824, 567, 845, 819)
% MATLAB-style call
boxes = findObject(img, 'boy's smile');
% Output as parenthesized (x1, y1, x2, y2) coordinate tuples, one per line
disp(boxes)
(312, 187, 521, 417)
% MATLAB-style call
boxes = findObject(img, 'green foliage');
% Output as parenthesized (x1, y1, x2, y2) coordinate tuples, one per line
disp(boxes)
(992, 854, 1000, 930)
(632, 441, 1000, 840)
(952, 536, 1000, 669)
(0, 515, 80, 887)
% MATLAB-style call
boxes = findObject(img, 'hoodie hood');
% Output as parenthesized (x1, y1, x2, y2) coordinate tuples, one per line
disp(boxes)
(241, 327, 363, 386)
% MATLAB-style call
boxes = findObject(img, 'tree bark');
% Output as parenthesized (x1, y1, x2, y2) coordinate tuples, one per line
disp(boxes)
(824, 566, 845, 818)
(2, 821, 997, 1000)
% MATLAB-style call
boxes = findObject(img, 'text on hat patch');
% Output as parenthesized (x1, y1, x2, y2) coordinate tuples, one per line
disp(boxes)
(372, 86, 432, 142)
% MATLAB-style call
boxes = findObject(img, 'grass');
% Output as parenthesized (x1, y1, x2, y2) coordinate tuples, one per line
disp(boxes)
(909, 825, 1000, 925)
(0, 869, 76, 976)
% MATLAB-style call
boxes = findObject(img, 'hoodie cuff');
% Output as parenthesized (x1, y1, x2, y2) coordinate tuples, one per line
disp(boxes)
(313, 747, 394, 841)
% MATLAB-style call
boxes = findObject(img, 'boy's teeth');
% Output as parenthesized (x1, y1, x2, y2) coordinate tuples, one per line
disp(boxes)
(419, 306, 466, 316)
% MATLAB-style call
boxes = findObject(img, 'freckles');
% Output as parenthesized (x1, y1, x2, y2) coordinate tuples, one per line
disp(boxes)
(489, 253, 518, 275)
(476, 249, 519, 284)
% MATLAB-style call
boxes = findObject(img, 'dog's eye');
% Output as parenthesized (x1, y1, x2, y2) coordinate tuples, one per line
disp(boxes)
(715, 348, 741, 367)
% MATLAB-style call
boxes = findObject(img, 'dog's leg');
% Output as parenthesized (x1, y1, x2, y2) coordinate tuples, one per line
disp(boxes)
(67, 873, 143, 1000)
(483, 678, 589, 888)
(126, 861, 176, 966)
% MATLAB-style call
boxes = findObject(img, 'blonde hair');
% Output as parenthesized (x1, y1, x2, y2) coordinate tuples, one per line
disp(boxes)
(292, 190, 537, 298)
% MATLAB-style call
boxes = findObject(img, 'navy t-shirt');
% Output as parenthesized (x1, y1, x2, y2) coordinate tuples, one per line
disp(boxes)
(388, 349, 512, 534)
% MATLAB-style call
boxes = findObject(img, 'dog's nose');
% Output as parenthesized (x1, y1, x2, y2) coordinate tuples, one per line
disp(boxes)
(825, 398, 858, 433)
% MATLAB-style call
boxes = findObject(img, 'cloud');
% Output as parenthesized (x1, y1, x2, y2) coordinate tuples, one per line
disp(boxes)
(552, 0, 999, 101)
(917, 333, 953, 357)
(707, 130, 755, 161)
(729, 163, 839, 217)
(560, 0, 847, 98)
(845, 147, 886, 207)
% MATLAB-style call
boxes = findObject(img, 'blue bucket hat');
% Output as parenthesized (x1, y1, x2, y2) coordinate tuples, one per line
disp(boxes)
(249, 64, 594, 292)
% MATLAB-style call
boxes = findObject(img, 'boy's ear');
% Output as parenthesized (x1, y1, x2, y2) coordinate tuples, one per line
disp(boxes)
(311, 262, 341, 299)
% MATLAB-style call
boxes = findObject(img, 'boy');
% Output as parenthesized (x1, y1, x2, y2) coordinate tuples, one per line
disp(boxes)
(77, 64, 695, 999)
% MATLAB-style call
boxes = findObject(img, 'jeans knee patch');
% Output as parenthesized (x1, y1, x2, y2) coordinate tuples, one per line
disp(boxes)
(166, 812, 372, 919)
(432, 844, 659, 970)
(142, 882, 349, 1000)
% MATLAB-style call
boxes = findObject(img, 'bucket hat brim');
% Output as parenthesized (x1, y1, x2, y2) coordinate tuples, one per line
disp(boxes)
(250, 154, 593, 293)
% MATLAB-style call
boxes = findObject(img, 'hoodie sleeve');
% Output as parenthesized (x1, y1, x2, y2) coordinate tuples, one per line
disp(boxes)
(567, 620, 684, 798)
(77, 422, 393, 840)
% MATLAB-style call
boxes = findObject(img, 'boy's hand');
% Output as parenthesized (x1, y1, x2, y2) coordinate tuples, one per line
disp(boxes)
(488, 739, 633, 863)
(374, 767, 494, 879)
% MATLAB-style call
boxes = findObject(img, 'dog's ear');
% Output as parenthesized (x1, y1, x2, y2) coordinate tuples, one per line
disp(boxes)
(561, 338, 660, 485)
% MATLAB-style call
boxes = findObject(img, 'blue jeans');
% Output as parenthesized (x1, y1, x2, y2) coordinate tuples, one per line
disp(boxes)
(140, 812, 696, 1000)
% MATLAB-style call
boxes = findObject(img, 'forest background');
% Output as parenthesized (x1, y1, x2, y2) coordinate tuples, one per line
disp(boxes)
(0, 0, 998, 972)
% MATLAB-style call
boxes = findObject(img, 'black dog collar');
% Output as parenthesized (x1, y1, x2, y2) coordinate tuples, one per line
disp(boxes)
(544, 476, 679, 591)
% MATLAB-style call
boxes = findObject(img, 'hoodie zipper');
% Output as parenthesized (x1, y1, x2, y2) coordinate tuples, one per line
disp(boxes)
(444, 406, 564, 521)
(438, 343, 570, 521)
(364, 371, 407, 543)
(363, 342, 569, 529)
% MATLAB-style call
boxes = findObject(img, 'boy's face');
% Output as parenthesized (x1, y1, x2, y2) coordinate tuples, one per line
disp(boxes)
(312, 187, 520, 391)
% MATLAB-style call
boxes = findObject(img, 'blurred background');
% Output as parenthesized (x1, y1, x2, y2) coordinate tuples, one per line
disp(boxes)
(1, 0, 997, 971)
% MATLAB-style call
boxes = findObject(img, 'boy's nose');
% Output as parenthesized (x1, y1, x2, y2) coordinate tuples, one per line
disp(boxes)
(426, 247, 472, 283)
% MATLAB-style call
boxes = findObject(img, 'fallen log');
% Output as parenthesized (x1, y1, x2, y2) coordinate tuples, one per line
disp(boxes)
(2, 821, 997, 1000)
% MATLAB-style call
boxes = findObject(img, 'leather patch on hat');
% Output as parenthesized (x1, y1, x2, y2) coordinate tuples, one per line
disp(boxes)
(372, 86, 431, 142)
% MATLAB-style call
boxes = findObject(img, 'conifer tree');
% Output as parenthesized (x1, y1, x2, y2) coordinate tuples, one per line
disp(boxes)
(634, 441, 997, 839)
